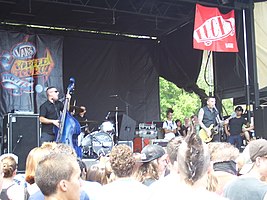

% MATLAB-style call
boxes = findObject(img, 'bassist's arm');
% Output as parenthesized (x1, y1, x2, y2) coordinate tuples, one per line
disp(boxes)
(39, 116, 60, 127)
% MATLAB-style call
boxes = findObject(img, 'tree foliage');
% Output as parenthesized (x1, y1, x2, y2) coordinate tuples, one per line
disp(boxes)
(159, 77, 201, 121)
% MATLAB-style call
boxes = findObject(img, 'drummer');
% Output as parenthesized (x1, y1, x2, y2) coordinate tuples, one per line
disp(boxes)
(74, 106, 90, 134)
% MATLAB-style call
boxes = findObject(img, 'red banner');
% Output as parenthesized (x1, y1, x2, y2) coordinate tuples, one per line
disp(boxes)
(193, 4, 238, 52)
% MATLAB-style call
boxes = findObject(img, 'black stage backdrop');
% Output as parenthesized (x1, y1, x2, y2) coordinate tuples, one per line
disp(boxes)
(63, 36, 160, 127)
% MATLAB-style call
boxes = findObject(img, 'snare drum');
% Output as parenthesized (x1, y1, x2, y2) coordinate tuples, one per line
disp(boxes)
(100, 121, 114, 133)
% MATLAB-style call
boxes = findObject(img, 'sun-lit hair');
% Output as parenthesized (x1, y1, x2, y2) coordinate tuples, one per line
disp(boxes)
(35, 152, 79, 196)
(134, 161, 159, 183)
(52, 143, 77, 157)
(208, 142, 239, 163)
(2, 156, 17, 178)
(177, 132, 210, 185)
(25, 147, 51, 184)
(109, 144, 135, 178)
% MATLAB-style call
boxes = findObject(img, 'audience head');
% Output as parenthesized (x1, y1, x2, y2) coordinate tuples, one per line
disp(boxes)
(167, 136, 184, 166)
(86, 164, 108, 185)
(1, 156, 17, 178)
(239, 139, 267, 177)
(136, 144, 167, 181)
(109, 144, 135, 178)
(177, 132, 210, 185)
(53, 143, 77, 157)
(25, 147, 51, 184)
(35, 152, 81, 199)
(77, 158, 87, 180)
(208, 142, 239, 175)
(166, 108, 174, 119)
(0, 161, 3, 192)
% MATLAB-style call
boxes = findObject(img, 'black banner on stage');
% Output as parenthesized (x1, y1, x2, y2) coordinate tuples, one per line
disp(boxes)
(0, 31, 63, 128)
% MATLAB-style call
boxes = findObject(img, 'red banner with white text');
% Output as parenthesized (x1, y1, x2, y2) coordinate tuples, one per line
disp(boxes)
(193, 4, 238, 52)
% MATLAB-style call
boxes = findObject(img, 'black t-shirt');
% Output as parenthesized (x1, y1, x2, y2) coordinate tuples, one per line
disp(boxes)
(39, 100, 64, 134)
(229, 116, 247, 136)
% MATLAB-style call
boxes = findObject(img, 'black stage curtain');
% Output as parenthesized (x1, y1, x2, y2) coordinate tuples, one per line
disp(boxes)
(63, 36, 160, 126)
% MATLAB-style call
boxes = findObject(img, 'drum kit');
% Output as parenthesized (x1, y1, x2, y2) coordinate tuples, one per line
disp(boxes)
(74, 107, 124, 159)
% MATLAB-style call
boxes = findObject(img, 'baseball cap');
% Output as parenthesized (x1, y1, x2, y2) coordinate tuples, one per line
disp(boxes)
(139, 144, 165, 163)
(235, 106, 243, 112)
(239, 139, 267, 174)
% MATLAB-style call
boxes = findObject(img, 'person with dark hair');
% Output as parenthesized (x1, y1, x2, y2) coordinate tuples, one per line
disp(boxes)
(175, 119, 184, 136)
(102, 144, 148, 200)
(149, 137, 184, 198)
(198, 96, 221, 142)
(163, 108, 177, 140)
(224, 106, 253, 151)
(39, 86, 69, 144)
(0, 156, 24, 200)
(35, 152, 81, 200)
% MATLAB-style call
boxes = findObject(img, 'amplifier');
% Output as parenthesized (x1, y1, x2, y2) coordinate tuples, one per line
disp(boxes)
(2, 113, 40, 172)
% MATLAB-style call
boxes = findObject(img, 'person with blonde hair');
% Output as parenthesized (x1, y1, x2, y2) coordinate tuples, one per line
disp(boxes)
(207, 142, 239, 195)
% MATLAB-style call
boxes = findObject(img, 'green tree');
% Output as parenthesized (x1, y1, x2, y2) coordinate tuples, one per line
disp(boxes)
(159, 77, 201, 121)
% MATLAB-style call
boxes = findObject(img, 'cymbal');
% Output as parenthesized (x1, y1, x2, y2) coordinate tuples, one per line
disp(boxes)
(79, 120, 98, 124)
(108, 110, 125, 112)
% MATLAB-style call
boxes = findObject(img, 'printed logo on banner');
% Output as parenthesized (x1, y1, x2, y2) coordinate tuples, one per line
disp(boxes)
(193, 4, 238, 52)
(0, 36, 55, 96)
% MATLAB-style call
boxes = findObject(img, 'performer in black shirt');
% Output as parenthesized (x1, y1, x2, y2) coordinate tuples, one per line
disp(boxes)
(39, 86, 70, 144)
(224, 106, 252, 151)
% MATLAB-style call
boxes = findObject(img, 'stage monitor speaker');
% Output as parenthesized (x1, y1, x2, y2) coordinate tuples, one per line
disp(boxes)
(254, 107, 267, 139)
(118, 114, 136, 141)
(2, 113, 40, 172)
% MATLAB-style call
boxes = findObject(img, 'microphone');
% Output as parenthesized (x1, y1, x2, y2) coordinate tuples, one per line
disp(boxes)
(16, 135, 23, 143)
(105, 112, 111, 120)
(69, 77, 75, 83)
(109, 94, 118, 98)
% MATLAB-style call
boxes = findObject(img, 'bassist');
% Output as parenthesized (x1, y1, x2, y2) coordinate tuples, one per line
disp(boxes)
(39, 87, 71, 144)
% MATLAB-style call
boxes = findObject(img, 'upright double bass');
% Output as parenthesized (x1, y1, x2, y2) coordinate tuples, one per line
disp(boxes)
(55, 78, 82, 157)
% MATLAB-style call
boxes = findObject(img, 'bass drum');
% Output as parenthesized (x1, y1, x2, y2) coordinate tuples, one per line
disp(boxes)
(92, 131, 113, 156)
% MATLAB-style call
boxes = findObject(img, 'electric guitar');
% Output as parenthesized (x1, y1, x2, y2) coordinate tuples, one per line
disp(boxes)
(199, 124, 219, 143)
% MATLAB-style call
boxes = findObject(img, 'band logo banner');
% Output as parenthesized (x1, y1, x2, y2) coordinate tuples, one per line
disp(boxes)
(193, 4, 239, 52)
(0, 32, 63, 114)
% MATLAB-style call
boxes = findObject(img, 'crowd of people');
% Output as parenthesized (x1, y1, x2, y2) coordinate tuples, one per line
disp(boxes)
(0, 133, 266, 200)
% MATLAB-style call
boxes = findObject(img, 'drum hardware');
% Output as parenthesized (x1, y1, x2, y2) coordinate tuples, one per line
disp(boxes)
(78, 120, 98, 124)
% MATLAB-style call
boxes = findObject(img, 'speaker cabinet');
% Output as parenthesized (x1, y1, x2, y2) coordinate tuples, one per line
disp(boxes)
(118, 114, 136, 141)
(2, 113, 40, 172)
(254, 107, 267, 139)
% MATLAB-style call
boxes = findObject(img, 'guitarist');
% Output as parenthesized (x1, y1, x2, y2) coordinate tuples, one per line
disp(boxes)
(39, 87, 71, 144)
(198, 96, 220, 142)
